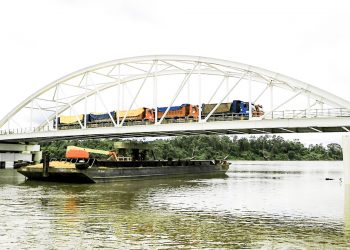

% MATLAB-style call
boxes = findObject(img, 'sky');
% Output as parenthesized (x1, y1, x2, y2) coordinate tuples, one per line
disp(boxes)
(0, 0, 349, 145)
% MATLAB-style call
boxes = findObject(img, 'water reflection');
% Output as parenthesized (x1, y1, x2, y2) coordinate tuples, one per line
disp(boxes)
(0, 162, 350, 249)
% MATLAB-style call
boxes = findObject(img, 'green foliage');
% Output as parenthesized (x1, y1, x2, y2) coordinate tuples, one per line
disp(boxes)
(40, 135, 343, 161)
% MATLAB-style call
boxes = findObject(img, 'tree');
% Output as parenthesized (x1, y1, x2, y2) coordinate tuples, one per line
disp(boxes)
(40, 135, 342, 161)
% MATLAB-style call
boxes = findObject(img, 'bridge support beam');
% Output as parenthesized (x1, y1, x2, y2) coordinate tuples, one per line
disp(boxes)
(342, 135, 350, 185)
(343, 135, 350, 236)
(0, 143, 41, 168)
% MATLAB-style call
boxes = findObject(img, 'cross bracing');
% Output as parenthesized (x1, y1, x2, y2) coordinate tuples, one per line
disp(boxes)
(0, 55, 350, 141)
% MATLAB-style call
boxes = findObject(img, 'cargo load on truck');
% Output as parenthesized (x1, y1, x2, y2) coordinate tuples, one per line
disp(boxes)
(58, 114, 84, 125)
(116, 108, 154, 121)
(89, 111, 116, 122)
(201, 103, 232, 115)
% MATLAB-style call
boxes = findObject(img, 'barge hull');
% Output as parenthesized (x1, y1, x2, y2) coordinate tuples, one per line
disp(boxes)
(18, 168, 96, 183)
(91, 165, 228, 183)
(18, 163, 228, 183)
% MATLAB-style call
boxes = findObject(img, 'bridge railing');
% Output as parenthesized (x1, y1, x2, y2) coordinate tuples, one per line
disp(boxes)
(1, 108, 350, 135)
(0, 125, 52, 135)
(263, 108, 350, 119)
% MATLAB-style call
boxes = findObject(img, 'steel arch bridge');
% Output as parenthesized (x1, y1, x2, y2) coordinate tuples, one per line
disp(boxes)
(1, 55, 350, 142)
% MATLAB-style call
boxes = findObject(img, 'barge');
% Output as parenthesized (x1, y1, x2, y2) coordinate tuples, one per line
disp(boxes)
(17, 143, 229, 183)
(17, 159, 229, 183)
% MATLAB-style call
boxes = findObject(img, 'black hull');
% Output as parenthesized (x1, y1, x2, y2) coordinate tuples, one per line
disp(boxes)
(18, 162, 229, 183)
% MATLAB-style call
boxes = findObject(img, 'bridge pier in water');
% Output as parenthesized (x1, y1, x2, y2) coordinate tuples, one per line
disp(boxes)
(342, 135, 350, 236)
(342, 135, 350, 185)
(0, 143, 42, 168)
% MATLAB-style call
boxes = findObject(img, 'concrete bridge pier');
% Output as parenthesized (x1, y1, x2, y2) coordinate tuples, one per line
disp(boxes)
(342, 135, 350, 236)
(342, 135, 350, 185)
(0, 143, 42, 168)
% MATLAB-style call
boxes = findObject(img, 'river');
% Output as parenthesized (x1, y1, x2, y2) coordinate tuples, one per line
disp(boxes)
(0, 161, 349, 249)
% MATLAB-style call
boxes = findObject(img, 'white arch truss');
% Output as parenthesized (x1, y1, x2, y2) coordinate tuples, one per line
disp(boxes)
(1, 55, 350, 132)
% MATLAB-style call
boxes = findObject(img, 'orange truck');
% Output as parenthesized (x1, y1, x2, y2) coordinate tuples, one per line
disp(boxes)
(157, 104, 199, 119)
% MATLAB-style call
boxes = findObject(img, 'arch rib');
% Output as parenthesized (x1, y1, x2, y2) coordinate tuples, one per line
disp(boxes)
(1, 55, 350, 130)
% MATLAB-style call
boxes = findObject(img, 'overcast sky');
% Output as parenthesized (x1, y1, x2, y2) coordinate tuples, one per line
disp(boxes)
(0, 0, 349, 145)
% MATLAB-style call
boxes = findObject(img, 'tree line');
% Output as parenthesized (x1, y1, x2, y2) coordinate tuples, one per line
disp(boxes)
(40, 135, 343, 161)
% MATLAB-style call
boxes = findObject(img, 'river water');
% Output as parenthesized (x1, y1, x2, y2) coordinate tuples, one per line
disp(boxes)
(1, 161, 349, 249)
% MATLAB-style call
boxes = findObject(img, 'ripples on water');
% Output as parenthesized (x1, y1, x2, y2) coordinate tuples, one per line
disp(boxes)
(0, 161, 350, 249)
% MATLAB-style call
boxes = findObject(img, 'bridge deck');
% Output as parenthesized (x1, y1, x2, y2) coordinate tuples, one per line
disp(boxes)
(1, 116, 349, 142)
